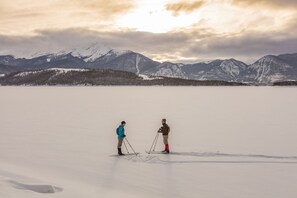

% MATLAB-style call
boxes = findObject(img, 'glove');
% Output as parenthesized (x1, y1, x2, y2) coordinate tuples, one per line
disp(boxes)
(123, 134, 126, 137)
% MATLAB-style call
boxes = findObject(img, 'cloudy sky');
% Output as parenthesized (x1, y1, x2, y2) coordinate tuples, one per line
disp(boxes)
(0, 0, 297, 63)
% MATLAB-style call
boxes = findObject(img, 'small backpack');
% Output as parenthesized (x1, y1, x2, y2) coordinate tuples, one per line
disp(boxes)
(116, 127, 120, 135)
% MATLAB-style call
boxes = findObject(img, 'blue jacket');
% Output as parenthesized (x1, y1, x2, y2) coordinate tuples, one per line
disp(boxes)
(116, 125, 125, 139)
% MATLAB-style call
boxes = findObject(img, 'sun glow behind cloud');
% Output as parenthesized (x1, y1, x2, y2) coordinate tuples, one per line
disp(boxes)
(115, 0, 204, 33)
(116, 0, 296, 35)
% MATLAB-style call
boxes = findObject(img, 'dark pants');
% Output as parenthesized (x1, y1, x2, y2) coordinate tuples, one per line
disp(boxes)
(118, 138, 123, 148)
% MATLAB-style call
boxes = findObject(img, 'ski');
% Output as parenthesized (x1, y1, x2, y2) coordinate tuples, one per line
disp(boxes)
(110, 152, 140, 157)
(123, 152, 140, 156)
(145, 150, 170, 154)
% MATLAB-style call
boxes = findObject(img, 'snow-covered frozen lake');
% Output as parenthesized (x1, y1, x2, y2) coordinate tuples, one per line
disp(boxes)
(0, 86, 297, 198)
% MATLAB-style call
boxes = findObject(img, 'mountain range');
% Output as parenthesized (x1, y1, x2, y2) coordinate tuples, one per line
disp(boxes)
(0, 68, 245, 86)
(0, 43, 297, 85)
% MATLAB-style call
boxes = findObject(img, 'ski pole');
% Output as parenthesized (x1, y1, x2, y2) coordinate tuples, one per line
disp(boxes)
(153, 133, 159, 151)
(123, 140, 130, 154)
(125, 138, 137, 156)
(148, 133, 158, 154)
(149, 133, 159, 151)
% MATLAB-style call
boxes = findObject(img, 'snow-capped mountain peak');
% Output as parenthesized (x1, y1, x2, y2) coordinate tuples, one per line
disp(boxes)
(246, 55, 294, 84)
(12, 42, 129, 63)
(70, 42, 111, 62)
(69, 43, 132, 62)
(250, 55, 292, 70)
(219, 59, 247, 77)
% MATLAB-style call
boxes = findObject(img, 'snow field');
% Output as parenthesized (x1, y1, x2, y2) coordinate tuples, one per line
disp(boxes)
(0, 86, 297, 198)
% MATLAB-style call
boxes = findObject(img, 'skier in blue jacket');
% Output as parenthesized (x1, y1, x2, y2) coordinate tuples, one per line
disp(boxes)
(116, 121, 126, 155)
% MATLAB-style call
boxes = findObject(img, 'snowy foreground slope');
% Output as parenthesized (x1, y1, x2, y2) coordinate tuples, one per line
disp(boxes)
(0, 87, 297, 198)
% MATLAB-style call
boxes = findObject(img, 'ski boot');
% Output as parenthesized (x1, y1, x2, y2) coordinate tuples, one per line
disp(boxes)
(118, 148, 125, 156)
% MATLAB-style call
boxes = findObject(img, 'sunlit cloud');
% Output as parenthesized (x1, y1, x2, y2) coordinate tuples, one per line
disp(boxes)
(72, 0, 136, 18)
(0, 0, 136, 35)
(231, 0, 297, 8)
(166, 0, 206, 16)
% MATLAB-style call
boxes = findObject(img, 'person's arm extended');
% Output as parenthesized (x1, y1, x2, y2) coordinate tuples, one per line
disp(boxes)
(158, 127, 163, 133)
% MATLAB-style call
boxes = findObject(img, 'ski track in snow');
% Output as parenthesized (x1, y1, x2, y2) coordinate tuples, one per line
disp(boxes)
(118, 152, 297, 165)
(169, 152, 297, 159)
